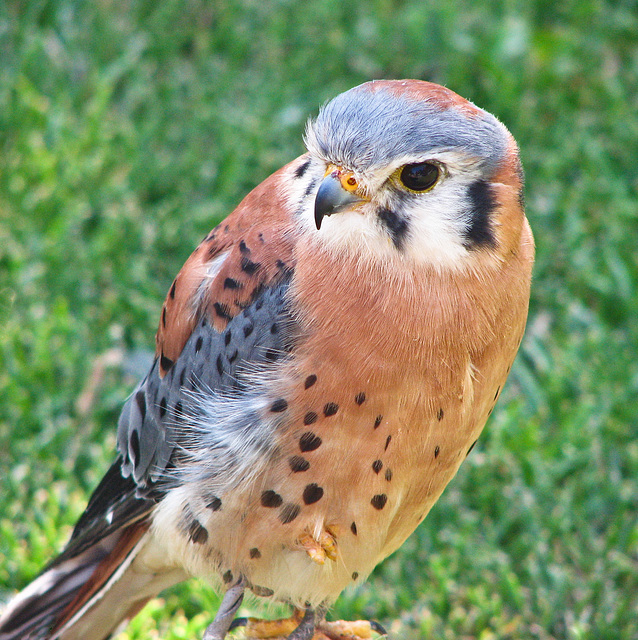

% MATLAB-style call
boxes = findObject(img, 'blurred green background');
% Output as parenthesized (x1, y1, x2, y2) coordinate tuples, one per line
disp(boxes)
(1, 1, 636, 639)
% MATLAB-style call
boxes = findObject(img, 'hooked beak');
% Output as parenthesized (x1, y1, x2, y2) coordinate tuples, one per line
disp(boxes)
(314, 169, 366, 230)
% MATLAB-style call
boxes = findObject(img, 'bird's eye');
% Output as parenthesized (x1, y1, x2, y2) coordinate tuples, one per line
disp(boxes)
(399, 162, 440, 192)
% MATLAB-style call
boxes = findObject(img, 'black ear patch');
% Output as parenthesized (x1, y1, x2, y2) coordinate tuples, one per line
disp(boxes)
(465, 180, 497, 248)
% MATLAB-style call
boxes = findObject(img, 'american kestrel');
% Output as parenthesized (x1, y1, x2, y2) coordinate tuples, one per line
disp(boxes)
(0, 79, 534, 640)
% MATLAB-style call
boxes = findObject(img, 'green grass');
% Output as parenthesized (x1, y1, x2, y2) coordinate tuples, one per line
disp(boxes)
(1, 1, 636, 639)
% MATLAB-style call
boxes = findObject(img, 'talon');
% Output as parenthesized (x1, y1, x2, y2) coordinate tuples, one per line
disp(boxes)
(298, 527, 339, 565)
(299, 532, 327, 564)
(242, 609, 305, 638)
(317, 619, 387, 640)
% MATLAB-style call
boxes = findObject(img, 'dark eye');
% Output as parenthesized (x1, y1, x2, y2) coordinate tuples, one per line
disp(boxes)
(400, 162, 440, 192)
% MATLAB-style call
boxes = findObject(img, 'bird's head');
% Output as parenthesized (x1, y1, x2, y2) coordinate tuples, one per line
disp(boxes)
(289, 80, 526, 272)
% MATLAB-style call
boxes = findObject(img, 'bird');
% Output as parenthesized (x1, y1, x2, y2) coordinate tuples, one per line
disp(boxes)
(0, 79, 534, 640)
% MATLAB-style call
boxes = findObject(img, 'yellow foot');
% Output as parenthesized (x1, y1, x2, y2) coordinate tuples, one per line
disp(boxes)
(233, 610, 386, 640)
(298, 525, 340, 565)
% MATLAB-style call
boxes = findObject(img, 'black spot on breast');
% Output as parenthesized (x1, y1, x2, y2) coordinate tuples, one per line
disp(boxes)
(261, 490, 283, 508)
(304, 375, 317, 389)
(355, 392, 366, 405)
(239, 240, 250, 255)
(372, 460, 383, 474)
(385, 468, 393, 481)
(303, 484, 324, 505)
(371, 494, 388, 510)
(377, 206, 409, 250)
(289, 456, 310, 472)
(206, 496, 222, 511)
(224, 277, 242, 290)
(351, 522, 358, 535)
(160, 352, 174, 373)
(279, 503, 300, 524)
(323, 402, 339, 417)
(467, 440, 478, 456)
(352, 572, 359, 581)
(299, 432, 322, 452)
(434, 445, 440, 458)
(384, 435, 391, 450)
(241, 256, 260, 275)
(295, 158, 311, 178)
(223, 570, 233, 584)
(374, 415, 383, 429)
(249, 547, 261, 559)
(437, 408, 444, 421)
(188, 519, 209, 544)
(169, 280, 176, 299)
(195, 336, 203, 353)
(465, 179, 497, 248)
(213, 302, 233, 321)
(270, 399, 288, 413)
(304, 411, 318, 425)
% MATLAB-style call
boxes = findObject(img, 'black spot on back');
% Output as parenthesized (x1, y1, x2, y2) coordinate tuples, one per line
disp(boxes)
(169, 280, 176, 299)
(250, 547, 261, 559)
(355, 392, 366, 405)
(372, 460, 383, 474)
(437, 408, 444, 421)
(434, 445, 440, 458)
(213, 302, 233, 321)
(241, 256, 260, 275)
(377, 207, 409, 249)
(224, 277, 242, 290)
(304, 374, 317, 389)
(130, 430, 140, 466)
(351, 522, 358, 535)
(160, 352, 174, 373)
(465, 179, 497, 248)
(135, 390, 146, 421)
(374, 415, 383, 429)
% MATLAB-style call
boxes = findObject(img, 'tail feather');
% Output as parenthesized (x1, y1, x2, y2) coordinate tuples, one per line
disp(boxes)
(0, 520, 185, 640)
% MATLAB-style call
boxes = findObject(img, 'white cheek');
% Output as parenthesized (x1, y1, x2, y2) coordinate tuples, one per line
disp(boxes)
(402, 186, 472, 269)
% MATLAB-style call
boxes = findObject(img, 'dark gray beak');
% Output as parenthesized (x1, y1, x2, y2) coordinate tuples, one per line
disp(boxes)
(314, 174, 364, 230)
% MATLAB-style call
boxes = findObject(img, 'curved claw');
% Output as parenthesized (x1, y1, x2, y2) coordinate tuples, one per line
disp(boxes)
(370, 620, 388, 637)
(228, 617, 248, 631)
